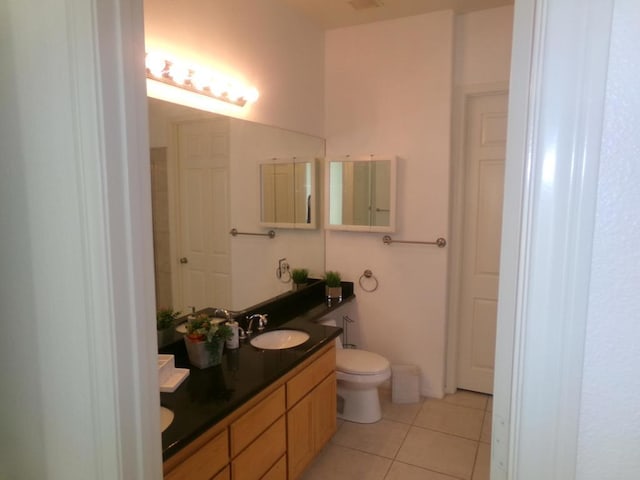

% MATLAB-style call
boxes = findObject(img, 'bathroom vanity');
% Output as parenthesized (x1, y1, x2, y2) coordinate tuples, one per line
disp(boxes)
(160, 281, 353, 479)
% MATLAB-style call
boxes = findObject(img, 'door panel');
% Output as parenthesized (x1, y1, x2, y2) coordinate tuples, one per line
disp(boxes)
(457, 92, 508, 394)
(176, 119, 231, 311)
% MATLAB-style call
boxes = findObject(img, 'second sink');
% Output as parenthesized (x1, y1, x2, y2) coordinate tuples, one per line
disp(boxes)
(250, 329, 310, 350)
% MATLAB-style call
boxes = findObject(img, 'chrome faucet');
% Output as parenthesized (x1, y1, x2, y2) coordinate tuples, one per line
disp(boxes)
(246, 313, 268, 334)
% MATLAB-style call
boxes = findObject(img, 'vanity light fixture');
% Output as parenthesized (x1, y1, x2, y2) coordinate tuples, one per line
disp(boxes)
(145, 52, 259, 107)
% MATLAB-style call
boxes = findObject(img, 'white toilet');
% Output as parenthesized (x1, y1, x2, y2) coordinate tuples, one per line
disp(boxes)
(321, 319, 391, 423)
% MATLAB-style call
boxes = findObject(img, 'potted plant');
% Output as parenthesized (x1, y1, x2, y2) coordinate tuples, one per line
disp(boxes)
(291, 268, 309, 291)
(183, 314, 233, 368)
(324, 271, 342, 301)
(156, 307, 180, 346)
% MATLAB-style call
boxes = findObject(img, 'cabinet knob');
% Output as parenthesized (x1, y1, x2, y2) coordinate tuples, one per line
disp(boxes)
(179, 257, 188, 264)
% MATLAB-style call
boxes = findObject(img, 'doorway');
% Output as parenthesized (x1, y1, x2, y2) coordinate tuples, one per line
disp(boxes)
(170, 118, 232, 312)
(447, 86, 509, 395)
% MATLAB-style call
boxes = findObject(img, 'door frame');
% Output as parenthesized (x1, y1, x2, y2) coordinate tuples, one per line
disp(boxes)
(446, 83, 509, 395)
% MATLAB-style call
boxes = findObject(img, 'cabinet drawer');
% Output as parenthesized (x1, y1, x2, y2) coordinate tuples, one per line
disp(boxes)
(261, 454, 286, 480)
(230, 385, 285, 457)
(212, 466, 230, 480)
(232, 416, 286, 480)
(165, 429, 228, 480)
(287, 345, 335, 407)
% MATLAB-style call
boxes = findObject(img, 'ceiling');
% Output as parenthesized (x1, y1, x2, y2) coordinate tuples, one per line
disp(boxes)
(276, 0, 514, 30)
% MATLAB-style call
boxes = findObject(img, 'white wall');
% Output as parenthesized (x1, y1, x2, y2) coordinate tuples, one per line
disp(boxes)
(454, 6, 514, 86)
(144, 0, 325, 136)
(324, 12, 455, 397)
(577, 0, 640, 477)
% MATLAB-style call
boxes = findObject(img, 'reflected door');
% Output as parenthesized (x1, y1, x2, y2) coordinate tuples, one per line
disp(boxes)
(457, 92, 508, 394)
(176, 119, 231, 311)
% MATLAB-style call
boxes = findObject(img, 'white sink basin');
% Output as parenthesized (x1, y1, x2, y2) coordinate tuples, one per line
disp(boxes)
(160, 406, 174, 432)
(250, 329, 310, 350)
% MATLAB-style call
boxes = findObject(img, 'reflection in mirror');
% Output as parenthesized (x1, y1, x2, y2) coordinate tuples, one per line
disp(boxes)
(260, 158, 317, 228)
(148, 98, 325, 313)
(326, 157, 396, 232)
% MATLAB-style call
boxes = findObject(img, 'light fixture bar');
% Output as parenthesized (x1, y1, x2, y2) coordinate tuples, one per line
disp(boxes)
(145, 53, 259, 107)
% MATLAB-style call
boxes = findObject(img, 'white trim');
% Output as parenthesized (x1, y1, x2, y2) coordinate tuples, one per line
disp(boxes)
(494, 0, 614, 478)
(445, 83, 509, 395)
(0, 1, 160, 478)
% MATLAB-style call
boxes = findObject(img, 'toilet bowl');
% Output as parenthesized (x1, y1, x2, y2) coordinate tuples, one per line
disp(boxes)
(321, 319, 391, 423)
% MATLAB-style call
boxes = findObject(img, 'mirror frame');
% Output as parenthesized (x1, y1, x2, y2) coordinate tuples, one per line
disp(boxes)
(259, 156, 318, 230)
(324, 156, 397, 233)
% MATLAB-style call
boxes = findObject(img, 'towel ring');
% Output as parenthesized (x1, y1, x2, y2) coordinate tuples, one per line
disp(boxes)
(359, 269, 379, 292)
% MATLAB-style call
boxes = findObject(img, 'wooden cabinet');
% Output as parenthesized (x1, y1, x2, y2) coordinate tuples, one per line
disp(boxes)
(230, 387, 285, 457)
(232, 416, 286, 480)
(261, 455, 287, 480)
(286, 347, 337, 479)
(164, 343, 336, 480)
(164, 429, 228, 480)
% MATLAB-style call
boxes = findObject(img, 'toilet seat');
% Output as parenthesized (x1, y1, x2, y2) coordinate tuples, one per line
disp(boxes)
(336, 349, 390, 375)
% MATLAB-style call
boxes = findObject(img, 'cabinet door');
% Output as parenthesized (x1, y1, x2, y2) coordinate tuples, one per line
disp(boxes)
(261, 455, 287, 480)
(313, 373, 337, 450)
(287, 393, 315, 480)
(287, 346, 335, 407)
(212, 466, 230, 480)
(287, 373, 337, 479)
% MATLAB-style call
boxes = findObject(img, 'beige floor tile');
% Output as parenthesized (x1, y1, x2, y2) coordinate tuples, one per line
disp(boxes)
(441, 390, 489, 410)
(480, 411, 492, 444)
(472, 442, 491, 480)
(379, 388, 424, 424)
(396, 427, 478, 480)
(332, 418, 410, 458)
(414, 400, 484, 440)
(300, 443, 392, 480)
(385, 461, 460, 480)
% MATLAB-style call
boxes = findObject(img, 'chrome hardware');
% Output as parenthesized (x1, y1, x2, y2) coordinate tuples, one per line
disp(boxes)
(229, 228, 276, 239)
(382, 235, 447, 248)
(358, 269, 379, 292)
(247, 313, 268, 334)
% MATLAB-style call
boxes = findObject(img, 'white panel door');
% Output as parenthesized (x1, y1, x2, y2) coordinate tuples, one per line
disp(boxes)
(176, 119, 231, 311)
(457, 92, 508, 394)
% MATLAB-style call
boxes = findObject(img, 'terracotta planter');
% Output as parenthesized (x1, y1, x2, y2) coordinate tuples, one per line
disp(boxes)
(184, 337, 224, 369)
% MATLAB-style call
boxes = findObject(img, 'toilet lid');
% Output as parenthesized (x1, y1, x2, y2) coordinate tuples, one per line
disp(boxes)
(336, 349, 390, 375)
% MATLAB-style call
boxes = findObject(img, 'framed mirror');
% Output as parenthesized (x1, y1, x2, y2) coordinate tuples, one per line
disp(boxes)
(259, 157, 317, 229)
(325, 156, 397, 232)
(148, 98, 325, 313)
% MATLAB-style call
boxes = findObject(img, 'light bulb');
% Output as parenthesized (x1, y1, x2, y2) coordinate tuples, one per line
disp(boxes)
(168, 63, 189, 85)
(145, 52, 166, 77)
(226, 84, 243, 102)
(244, 87, 260, 103)
(209, 78, 227, 97)
(190, 71, 211, 91)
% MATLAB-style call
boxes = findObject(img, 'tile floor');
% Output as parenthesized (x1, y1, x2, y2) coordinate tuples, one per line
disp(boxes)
(300, 389, 493, 480)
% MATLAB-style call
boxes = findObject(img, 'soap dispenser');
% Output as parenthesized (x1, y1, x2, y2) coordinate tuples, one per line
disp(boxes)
(225, 319, 240, 349)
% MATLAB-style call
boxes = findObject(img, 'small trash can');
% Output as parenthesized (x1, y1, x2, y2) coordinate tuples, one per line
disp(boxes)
(391, 365, 420, 404)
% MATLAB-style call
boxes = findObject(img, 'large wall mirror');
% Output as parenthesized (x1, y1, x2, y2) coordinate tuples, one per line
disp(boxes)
(148, 98, 325, 314)
(325, 156, 397, 232)
(260, 157, 317, 229)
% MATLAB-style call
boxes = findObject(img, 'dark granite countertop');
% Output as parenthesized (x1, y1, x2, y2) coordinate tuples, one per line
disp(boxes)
(159, 281, 352, 461)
